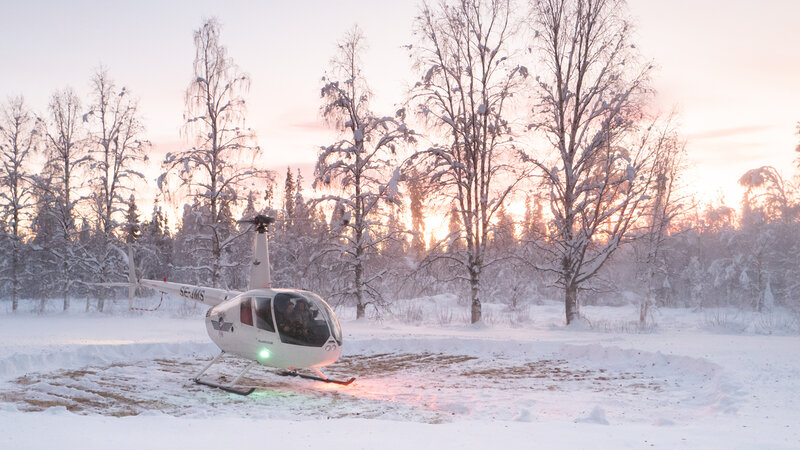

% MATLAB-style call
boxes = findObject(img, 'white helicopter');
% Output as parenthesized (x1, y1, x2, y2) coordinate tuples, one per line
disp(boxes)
(122, 214, 354, 395)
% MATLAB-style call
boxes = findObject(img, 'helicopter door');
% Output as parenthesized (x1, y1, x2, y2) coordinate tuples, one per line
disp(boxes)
(254, 297, 275, 332)
(273, 293, 330, 347)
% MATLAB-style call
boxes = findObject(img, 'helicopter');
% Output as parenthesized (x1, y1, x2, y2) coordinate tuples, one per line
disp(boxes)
(121, 214, 354, 395)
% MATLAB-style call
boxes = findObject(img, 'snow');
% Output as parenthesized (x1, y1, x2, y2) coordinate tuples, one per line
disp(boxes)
(575, 406, 609, 425)
(0, 301, 799, 449)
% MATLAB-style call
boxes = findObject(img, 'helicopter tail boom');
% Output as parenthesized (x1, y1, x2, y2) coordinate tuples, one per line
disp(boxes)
(126, 244, 240, 307)
(137, 278, 240, 307)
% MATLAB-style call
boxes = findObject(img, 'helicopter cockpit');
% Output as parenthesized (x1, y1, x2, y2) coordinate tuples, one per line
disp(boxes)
(239, 291, 342, 348)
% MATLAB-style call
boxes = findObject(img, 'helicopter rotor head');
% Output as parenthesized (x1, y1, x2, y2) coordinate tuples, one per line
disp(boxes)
(238, 214, 275, 233)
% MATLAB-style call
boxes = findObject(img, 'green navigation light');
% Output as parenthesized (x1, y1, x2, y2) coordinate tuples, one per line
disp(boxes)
(259, 348, 271, 359)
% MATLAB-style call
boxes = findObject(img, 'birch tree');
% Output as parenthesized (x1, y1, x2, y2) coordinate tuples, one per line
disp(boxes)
(528, 0, 657, 324)
(315, 26, 415, 319)
(162, 18, 269, 288)
(739, 166, 796, 224)
(409, 0, 528, 323)
(85, 69, 148, 311)
(634, 121, 686, 325)
(43, 88, 88, 310)
(738, 166, 798, 311)
(0, 97, 40, 311)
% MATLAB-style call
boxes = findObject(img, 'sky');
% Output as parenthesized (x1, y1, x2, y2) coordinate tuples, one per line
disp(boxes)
(1, 0, 799, 220)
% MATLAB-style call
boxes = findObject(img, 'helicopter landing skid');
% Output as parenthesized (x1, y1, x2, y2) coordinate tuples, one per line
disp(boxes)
(194, 378, 256, 396)
(192, 352, 257, 396)
(278, 370, 356, 386)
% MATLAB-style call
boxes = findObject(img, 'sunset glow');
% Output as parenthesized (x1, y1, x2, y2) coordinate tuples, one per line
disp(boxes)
(1, 0, 798, 221)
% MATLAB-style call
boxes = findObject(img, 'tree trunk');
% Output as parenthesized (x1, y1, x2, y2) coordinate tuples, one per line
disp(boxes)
(640, 267, 654, 326)
(11, 242, 19, 312)
(63, 256, 70, 311)
(639, 298, 650, 326)
(755, 255, 763, 312)
(356, 302, 366, 320)
(355, 257, 365, 320)
(98, 240, 108, 313)
(565, 282, 579, 325)
(212, 233, 221, 289)
(470, 269, 481, 324)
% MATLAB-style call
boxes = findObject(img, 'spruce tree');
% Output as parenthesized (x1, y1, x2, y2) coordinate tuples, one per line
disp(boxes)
(124, 194, 140, 243)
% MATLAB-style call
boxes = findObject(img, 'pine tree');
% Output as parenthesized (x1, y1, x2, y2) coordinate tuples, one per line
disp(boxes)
(293, 169, 313, 235)
(447, 204, 462, 252)
(492, 205, 516, 251)
(407, 168, 427, 256)
(150, 201, 167, 239)
(522, 194, 545, 241)
(124, 194, 140, 243)
(139, 199, 173, 283)
(283, 167, 295, 229)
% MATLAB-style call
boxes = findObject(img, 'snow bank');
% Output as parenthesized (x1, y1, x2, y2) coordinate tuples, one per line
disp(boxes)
(0, 341, 216, 380)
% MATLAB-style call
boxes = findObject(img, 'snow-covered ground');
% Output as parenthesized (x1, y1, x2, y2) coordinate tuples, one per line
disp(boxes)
(0, 297, 798, 449)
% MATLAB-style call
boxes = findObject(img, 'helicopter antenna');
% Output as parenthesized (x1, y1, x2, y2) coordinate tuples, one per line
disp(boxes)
(238, 215, 275, 289)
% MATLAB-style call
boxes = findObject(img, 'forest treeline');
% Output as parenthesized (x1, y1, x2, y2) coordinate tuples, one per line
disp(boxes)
(1, 0, 799, 326)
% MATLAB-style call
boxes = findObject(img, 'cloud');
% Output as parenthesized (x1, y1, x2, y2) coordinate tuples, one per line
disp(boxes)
(687, 125, 774, 140)
(689, 142, 766, 166)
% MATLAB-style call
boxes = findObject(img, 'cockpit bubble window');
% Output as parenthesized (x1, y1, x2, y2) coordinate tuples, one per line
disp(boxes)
(240, 297, 253, 326)
(273, 293, 331, 347)
(254, 297, 275, 332)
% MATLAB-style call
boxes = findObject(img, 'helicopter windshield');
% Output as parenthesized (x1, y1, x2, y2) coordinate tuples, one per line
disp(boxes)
(303, 292, 342, 345)
(273, 293, 333, 347)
